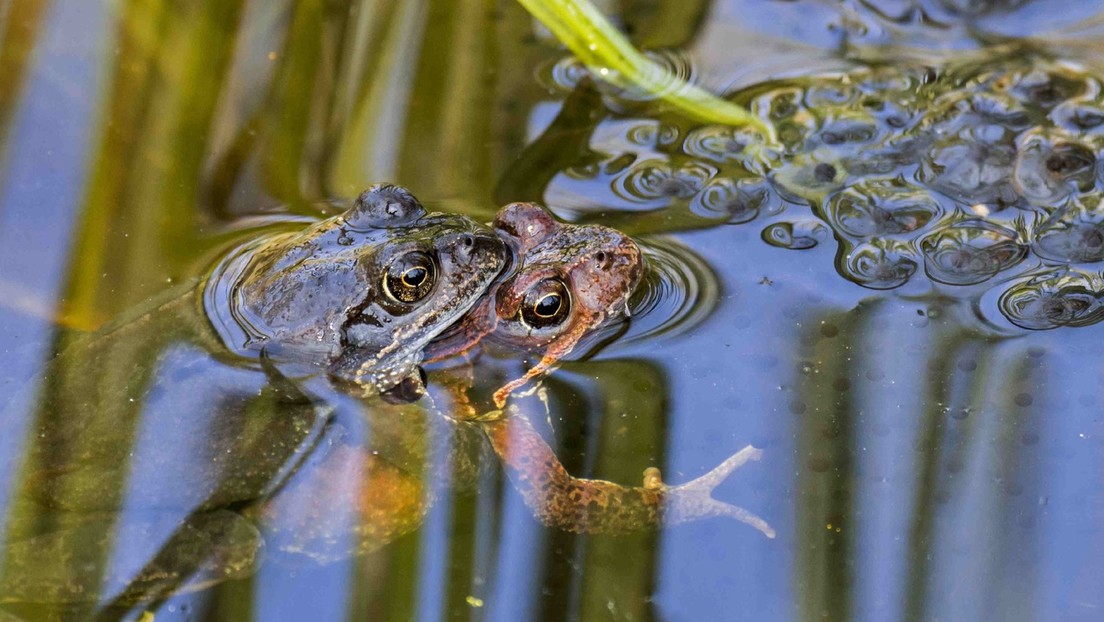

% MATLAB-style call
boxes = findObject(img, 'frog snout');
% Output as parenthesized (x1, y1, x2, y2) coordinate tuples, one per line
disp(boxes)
(451, 230, 507, 267)
(615, 236, 645, 289)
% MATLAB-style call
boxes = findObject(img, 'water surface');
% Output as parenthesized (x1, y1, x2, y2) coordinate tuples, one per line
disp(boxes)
(2, 1, 1104, 620)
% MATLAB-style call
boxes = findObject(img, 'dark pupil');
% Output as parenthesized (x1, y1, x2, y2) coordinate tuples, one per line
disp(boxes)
(385, 252, 435, 303)
(520, 279, 570, 329)
(403, 267, 427, 287)
(535, 294, 561, 317)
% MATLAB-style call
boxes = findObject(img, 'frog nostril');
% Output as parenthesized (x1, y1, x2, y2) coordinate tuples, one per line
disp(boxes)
(595, 251, 608, 268)
(461, 234, 475, 248)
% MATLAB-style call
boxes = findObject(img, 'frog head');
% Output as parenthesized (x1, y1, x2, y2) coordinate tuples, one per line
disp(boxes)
(207, 184, 507, 395)
(426, 202, 643, 405)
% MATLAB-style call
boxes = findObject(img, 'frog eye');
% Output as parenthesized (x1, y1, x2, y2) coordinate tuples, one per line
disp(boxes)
(383, 251, 437, 303)
(519, 278, 571, 329)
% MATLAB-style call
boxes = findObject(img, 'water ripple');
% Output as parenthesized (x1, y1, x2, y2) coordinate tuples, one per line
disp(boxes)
(619, 237, 721, 346)
(544, 49, 699, 104)
(761, 219, 829, 250)
(612, 159, 717, 206)
(996, 269, 1104, 329)
(837, 239, 919, 290)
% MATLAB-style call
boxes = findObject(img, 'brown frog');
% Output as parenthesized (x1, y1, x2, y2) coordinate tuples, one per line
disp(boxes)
(0, 195, 770, 613)
(426, 201, 645, 406)
(423, 202, 775, 536)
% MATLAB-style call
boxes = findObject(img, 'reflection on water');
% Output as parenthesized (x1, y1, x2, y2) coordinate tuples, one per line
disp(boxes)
(3, 0, 1104, 620)
(621, 237, 721, 346)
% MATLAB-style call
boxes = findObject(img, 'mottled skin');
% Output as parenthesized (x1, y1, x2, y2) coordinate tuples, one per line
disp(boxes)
(484, 414, 772, 535)
(258, 202, 773, 571)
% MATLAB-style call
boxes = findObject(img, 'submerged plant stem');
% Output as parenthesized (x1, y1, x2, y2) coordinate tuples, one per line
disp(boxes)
(516, 0, 775, 139)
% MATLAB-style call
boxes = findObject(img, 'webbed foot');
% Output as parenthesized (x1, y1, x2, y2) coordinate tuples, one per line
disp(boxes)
(652, 445, 775, 539)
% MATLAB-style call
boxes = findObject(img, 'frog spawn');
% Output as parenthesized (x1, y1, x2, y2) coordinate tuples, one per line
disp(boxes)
(996, 270, 1104, 329)
(543, 55, 1104, 330)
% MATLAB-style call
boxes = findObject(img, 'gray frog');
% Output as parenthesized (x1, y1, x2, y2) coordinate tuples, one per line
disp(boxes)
(0, 185, 507, 611)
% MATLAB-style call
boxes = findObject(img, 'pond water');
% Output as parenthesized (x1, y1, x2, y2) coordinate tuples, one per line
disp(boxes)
(2, 0, 1104, 620)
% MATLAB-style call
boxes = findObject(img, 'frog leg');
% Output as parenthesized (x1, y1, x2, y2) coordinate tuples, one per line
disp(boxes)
(257, 443, 432, 564)
(491, 319, 593, 407)
(644, 447, 775, 537)
(492, 359, 547, 407)
(429, 365, 480, 420)
(481, 409, 774, 538)
(258, 389, 491, 564)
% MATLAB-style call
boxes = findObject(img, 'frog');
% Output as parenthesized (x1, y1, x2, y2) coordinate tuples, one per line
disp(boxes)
(205, 183, 507, 395)
(0, 184, 508, 610)
(418, 201, 774, 536)
(425, 200, 646, 406)
(528, 49, 1104, 331)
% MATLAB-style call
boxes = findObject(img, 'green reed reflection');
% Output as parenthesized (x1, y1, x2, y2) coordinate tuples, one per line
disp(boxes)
(793, 306, 861, 622)
(0, 0, 50, 179)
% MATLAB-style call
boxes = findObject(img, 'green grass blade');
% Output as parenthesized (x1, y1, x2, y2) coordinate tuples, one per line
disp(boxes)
(516, 0, 775, 139)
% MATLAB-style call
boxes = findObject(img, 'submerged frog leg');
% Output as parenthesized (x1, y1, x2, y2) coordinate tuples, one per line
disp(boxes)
(256, 390, 492, 564)
(492, 354, 557, 407)
(431, 367, 480, 420)
(647, 447, 776, 538)
(491, 320, 592, 407)
(257, 444, 433, 564)
(482, 410, 774, 538)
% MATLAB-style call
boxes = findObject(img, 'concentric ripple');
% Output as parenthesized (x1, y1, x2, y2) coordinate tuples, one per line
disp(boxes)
(692, 178, 777, 224)
(761, 219, 828, 250)
(827, 179, 942, 239)
(1032, 199, 1104, 264)
(837, 240, 919, 290)
(624, 121, 681, 149)
(544, 49, 698, 103)
(997, 270, 1104, 329)
(1012, 130, 1096, 205)
(921, 137, 1020, 207)
(921, 219, 1027, 285)
(682, 125, 777, 174)
(619, 237, 721, 345)
(613, 159, 716, 206)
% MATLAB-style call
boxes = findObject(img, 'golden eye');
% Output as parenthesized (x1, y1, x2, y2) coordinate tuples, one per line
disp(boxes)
(520, 278, 570, 329)
(383, 251, 436, 303)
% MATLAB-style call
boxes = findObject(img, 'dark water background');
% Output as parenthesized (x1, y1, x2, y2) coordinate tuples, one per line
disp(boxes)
(2, 0, 1104, 620)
